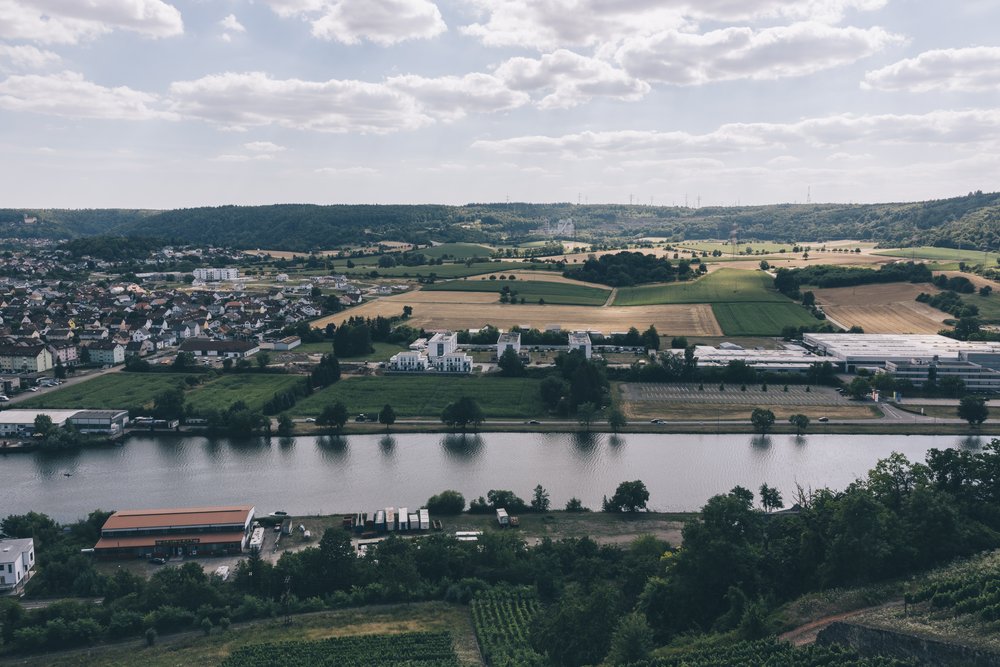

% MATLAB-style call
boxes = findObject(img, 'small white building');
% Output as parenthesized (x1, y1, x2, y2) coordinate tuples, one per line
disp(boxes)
(568, 331, 592, 359)
(496, 331, 521, 359)
(389, 351, 429, 372)
(0, 538, 35, 593)
(433, 352, 473, 374)
(427, 332, 459, 360)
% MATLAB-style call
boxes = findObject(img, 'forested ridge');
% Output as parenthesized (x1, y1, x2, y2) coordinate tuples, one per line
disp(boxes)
(0, 191, 997, 250)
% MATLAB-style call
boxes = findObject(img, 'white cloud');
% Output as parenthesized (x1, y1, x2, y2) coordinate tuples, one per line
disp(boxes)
(616, 23, 902, 85)
(863, 47, 1000, 92)
(213, 153, 274, 162)
(0, 0, 183, 44)
(385, 73, 528, 120)
(494, 49, 649, 108)
(0, 70, 174, 120)
(263, 0, 445, 46)
(219, 13, 245, 41)
(473, 109, 1000, 157)
(315, 166, 379, 174)
(0, 44, 60, 71)
(168, 71, 431, 133)
(244, 140, 285, 153)
(460, 0, 887, 50)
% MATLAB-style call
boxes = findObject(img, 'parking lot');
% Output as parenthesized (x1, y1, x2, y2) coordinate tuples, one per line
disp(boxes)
(621, 382, 851, 407)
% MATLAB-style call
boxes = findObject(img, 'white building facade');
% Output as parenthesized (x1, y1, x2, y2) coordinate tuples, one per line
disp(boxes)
(0, 538, 35, 593)
(193, 268, 239, 282)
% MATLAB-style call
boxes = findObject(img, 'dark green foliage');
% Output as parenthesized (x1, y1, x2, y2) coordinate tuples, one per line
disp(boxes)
(309, 354, 341, 389)
(774, 262, 931, 295)
(441, 397, 484, 431)
(219, 632, 460, 666)
(471, 588, 545, 667)
(604, 480, 650, 513)
(566, 251, 689, 287)
(623, 638, 914, 666)
(497, 347, 525, 377)
(957, 396, 988, 426)
(750, 408, 776, 434)
(426, 490, 465, 515)
(316, 401, 349, 430)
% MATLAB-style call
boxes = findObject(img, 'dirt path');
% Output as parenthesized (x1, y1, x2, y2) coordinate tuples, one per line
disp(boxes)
(603, 287, 618, 307)
(778, 600, 903, 646)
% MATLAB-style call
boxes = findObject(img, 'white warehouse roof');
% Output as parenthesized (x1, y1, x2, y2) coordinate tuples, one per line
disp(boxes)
(803, 333, 1000, 364)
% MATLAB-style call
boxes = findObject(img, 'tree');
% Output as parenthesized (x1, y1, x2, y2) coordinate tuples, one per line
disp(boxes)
(788, 413, 810, 435)
(577, 402, 598, 431)
(958, 396, 988, 427)
(497, 347, 525, 377)
(255, 351, 270, 370)
(750, 408, 775, 434)
(316, 402, 348, 431)
(565, 497, 590, 512)
(426, 490, 465, 514)
(172, 351, 194, 370)
(33, 414, 54, 437)
(759, 484, 784, 512)
(530, 484, 550, 512)
(441, 397, 484, 432)
(801, 291, 816, 307)
(608, 407, 627, 433)
(604, 480, 649, 513)
(153, 388, 185, 421)
(539, 376, 567, 411)
(605, 612, 654, 665)
(276, 414, 294, 437)
(847, 376, 872, 400)
(54, 358, 66, 379)
(378, 404, 396, 431)
(641, 325, 660, 350)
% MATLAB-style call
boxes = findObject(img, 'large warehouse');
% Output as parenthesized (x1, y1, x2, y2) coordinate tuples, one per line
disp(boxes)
(93, 505, 256, 559)
(802, 334, 1000, 370)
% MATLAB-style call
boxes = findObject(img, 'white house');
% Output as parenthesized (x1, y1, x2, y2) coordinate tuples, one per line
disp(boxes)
(496, 331, 521, 359)
(427, 332, 458, 360)
(568, 331, 592, 359)
(0, 538, 35, 593)
(433, 352, 473, 374)
(389, 351, 429, 372)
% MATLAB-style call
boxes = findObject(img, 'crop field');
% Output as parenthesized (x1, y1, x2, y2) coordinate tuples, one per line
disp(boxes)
(341, 261, 552, 279)
(293, 375, 545, 419)
(614, 269, 787, 305)
(185, 374, 305, 412)
(220, 632, 460, 667)
(471, 588, 544, 666)
(311, 292, 723, 336)
(18, 373, 188, 411)
(675, 240, 800, 254)
(875, 246, 1000, 265)
(423, 279, 611, 305)
(420, 243, 495, 259)
(813, 282, 948, 333)
(642, 639, 905, 666)
(712, 302, 819, 335)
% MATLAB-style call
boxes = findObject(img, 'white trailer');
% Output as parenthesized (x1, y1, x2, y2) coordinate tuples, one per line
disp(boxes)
(249, 526, 265, 552)
(398, 507, 409, 531)
(409, 512, 419, 529)
(386, 508, 396, 532)
(496, 508, 509, 526)
(419, 508, 430, 531)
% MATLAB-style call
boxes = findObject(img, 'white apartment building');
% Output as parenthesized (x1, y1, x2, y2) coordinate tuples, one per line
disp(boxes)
(496, 331, 521, 359)
(427, 332, 458, 360)
(192, 268, 239, 282)
(433, 352, 473, 374)
(389, 351, 429, 372)
(568, 332, 592, 359)
(0, 538, 35, 593)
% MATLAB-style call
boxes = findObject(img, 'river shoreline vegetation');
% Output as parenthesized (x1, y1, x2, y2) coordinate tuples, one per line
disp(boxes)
(3, 441, 1000, 664)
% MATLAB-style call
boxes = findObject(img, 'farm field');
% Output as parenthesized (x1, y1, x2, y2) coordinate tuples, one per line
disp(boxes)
(18, 373, 187, 411)
(24, 603, 483, 667)
(185, 374, 305, 413)
(874, 246, 1000, 265)
(340, 261, 552, 279)
(221, 632, 460, 667)
(293, 375, 545, 419)
(311, 292, 724, 336)
(937, 271, 1000, 322)
(712, 302, 819, 336)
(813, 283, 949, 333)
(420, 242, 494, 259)
(471, 588, 544, 666)
(292, 341, 408, 360)
(422, 279, 611, 305)
(614, 269, 787, 305)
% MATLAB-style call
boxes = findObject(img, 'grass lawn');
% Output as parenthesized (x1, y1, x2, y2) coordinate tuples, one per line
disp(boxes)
(874, 246, 1000, 265)
(423, 279, 610, 305)
(614, 269, 787, 306)
(420, 242, 495, 259)
(24, 603, 482, 667)
(17, 373, 189, 412)
(293, 375, 544, 418)
(185, 374, 305, 413)
(966, 290, 1000, 323)
(711, 302, 819, 336)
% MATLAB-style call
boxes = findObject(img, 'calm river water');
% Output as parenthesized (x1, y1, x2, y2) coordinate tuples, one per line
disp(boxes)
(0, 432, 994, 521)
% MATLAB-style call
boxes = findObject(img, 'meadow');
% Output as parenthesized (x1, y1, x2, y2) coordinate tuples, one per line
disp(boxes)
(711, 302, 818, 336)
(419, 242, 494, 259)
(184, 374, 305, 412)
(422, 279, 611, 305)
(613, 269, 787, 305)
(339, 261, 552, 279)
(18, 373, 188, 412)
(293, 375, 545, 419)
(874, 246, 1000, 265)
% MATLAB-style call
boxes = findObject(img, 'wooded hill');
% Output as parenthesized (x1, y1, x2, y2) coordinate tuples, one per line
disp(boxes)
(1, 191, 997, 251)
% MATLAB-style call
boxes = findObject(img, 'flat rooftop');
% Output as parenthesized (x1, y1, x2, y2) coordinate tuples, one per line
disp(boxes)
(497, 332, 521, 344)
(804, 333, 1000, 361)
(102, 505, 255, 532)
(0, 409, 81, 425)
(0, 538, 33, 560)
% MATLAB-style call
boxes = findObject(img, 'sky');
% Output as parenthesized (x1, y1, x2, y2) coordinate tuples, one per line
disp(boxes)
(0, 0, 998, 209)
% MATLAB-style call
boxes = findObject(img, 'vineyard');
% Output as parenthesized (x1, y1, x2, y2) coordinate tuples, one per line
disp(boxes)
(907, 550, 1000, 623)
(218, 631, 460, 667)
(471, 587, 546, 666)
(624, 639, 914, 666)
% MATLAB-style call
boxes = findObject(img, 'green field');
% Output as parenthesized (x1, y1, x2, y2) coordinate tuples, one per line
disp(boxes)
(293, 341, 408, 360)
(874, 246, 1000, 264)
(17, 373, 188, 411)
(675, 240, 803, 254)
(340, 261, 550, 279)
(293, 375, 544, 419)
(614, 269, 787, 306)
(712, 302, 818, 336)
(966, 290, 1000, 323)
(423, 279, 610, 305)
(185, 374, 305, 412)
(419, 242, 494, 259)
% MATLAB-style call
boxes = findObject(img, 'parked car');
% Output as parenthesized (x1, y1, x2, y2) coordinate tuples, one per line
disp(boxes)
(304, 417, 316, 423)
(27, 387, 39, 392)
(524, 419, 540, 424)
(149, 557, 167, 565)
(817, 416, 829, 422)
(0, 396, 9, 402)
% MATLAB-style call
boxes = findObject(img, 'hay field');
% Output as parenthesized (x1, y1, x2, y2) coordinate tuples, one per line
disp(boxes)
(423, 279, 611, 305)
(614, 269, 784, 305)
(813, 282, 948, 334)
(312, 291, 723, 335)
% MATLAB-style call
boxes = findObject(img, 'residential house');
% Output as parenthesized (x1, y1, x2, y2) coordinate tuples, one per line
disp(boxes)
(0, 538, 35, 593)
(88, 341, 126, 366)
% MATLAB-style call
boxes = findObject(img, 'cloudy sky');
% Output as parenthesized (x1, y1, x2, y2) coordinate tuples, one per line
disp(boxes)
(0, 0, 998, 208)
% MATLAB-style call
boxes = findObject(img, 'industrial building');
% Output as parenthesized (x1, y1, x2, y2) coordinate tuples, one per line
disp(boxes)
(93, 505, 256, 559)
(68, 410, 130, 436)
(803, 334, 1000, 371)
(667, 343, 819, 374)
(0, 409, 81, 437)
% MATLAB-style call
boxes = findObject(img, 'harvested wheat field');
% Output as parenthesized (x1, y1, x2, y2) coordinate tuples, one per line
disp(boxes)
(312, 291, 723, 335)
(813, 282, 948, 334)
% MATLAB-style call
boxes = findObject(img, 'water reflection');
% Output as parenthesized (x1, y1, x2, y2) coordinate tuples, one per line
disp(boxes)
(441, 433, 484, 461)
(379, 435, 396, 454)
(278, 436, 295, 450)
(959, 435, 984, 449)
(750, 435, 772, 449)
(571, 431, 599, 454)
(317, 435, 349, 463)
(608, 434, 624, 449)
(793, 435, 807, 447)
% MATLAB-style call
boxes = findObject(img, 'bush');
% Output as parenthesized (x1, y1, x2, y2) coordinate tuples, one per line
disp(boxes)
(426, 490, 466, 515)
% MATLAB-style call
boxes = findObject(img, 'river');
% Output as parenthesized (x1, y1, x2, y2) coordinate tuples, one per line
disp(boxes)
(0, 432, 994, 521)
